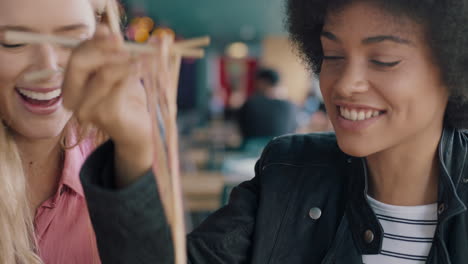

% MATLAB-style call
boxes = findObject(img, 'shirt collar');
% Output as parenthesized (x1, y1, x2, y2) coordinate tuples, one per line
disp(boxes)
(437, 127, 468, 222)
(345, 127, 468, 254)
(59, 132, 95, 197)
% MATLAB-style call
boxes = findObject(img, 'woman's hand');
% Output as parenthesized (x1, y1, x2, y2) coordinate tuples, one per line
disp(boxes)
(62, 25, 169, 187)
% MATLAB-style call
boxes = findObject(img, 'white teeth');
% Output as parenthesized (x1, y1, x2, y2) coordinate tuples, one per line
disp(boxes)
(18, 88, 61, 101)
(350, 110, 357, 120)
(357, 111, 365, 121)
(339, 106, 382, 121)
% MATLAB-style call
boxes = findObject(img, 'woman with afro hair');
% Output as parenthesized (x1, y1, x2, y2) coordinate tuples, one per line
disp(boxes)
(80, 0, 468, 263)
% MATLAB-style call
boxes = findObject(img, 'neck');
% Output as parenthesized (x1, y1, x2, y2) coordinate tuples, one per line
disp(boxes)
(14, 133, 64, 211)
(366, 126, 443, 206)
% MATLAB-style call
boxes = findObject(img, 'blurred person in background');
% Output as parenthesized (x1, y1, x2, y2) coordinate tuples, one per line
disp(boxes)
(237, 68, 298, 145)
(298, 79, 334, 133)
(298, 102, 334, 133)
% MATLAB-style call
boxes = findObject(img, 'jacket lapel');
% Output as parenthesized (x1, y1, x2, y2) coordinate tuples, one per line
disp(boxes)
(321, 215, 363, 264)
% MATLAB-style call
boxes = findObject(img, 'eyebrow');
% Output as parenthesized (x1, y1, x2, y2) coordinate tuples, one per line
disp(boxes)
(321, 31, 339, 42)
(0, 23, 91, 33)
(362, 35, 411, 45)
(321, 31, 412, 45)
(55, 24, 90, 33)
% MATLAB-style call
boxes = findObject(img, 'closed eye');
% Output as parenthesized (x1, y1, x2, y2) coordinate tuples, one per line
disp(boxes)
(371, 60, 401, 67)
(1, 43, 26, 49)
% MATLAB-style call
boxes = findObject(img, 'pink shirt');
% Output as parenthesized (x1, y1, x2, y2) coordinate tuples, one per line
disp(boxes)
(35, 138, 101, 264)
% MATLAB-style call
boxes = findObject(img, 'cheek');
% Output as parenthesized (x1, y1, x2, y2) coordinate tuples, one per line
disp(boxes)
(371, 72, 409, 109)
(0, 52, 29, 84)
(0, 53, 28, 116)
(318, 73, 340, 116)
(318, 74, 334, 101)
(374, 65, 447, 121)
(401, 82, 447, 126)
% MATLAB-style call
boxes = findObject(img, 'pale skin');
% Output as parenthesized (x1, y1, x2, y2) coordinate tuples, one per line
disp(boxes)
(319, 2, 448, 206)
(0, 0, 161, 212)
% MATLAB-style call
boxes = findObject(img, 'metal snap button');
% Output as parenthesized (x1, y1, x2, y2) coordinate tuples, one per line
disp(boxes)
(438, 203, 446, 215)
(347, 158, 353, 164)
(364, 230, 374, 244)
(309, 207, 322, 220)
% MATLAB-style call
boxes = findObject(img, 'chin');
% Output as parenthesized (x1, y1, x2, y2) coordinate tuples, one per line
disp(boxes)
(335, 134, 376, 158)
(6, 118, 70, 141)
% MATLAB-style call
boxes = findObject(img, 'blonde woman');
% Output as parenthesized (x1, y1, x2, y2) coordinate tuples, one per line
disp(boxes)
(0, 0, 156, 263)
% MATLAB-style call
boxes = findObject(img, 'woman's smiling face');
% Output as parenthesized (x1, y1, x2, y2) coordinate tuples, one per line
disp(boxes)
(0, 0, 97, 140)
(319, 1, 449, 157)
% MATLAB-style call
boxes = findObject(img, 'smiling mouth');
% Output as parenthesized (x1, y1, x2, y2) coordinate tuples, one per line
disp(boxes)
(338, 106, 385, 121)
(16, 88, 62, 107)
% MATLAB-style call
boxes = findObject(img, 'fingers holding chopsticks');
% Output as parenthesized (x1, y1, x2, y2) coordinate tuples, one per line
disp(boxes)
(62, 25, 129, 110)
(62, 23, 152, 148)
(72, 57, 138, 124)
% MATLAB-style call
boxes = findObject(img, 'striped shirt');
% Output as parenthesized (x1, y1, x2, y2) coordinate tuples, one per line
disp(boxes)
(362, 196, 438, 264)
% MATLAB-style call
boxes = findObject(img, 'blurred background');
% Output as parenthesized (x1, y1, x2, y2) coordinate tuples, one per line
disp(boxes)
(121, 0, 333, 229)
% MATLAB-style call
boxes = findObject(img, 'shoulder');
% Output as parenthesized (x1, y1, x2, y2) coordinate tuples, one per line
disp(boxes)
(240, 96, 261, 110)
(276, 99, 298, 109)
(78, 136, 98, 157)
(258, 132, 346, 168)
(254, 133, 349, 207)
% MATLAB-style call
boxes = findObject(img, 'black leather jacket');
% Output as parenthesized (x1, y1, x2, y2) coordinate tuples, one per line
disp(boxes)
(81, 127, 468, 264)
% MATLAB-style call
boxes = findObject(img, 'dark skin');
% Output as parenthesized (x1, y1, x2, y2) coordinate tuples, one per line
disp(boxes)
(319, 2, 448, 206)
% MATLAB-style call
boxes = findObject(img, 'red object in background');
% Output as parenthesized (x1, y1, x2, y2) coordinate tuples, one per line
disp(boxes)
(219, 57, 258, 107)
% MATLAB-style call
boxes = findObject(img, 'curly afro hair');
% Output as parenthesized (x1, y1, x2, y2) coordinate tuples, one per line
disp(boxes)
(286, 0, 468, 128)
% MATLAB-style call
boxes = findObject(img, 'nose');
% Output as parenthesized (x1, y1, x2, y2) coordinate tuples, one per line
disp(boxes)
(333, 60, 369, 98)
(32, 43, 61, 72)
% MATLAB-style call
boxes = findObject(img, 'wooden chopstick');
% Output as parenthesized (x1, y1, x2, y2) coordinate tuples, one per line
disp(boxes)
(166, 53, 187, 264)
(3, 31, 79, 48)
(175, 36, 210, 49)
(105, 0, 121, 34)
(104, 3, 188, 262)
(23, 69, 62, 82)
(144, 54, 187, 264)
(2, 31, 208, 58)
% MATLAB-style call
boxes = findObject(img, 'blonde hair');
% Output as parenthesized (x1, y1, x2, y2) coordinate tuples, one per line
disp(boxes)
(0, 124, 42, 264)
(0, 1, 120, 263)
